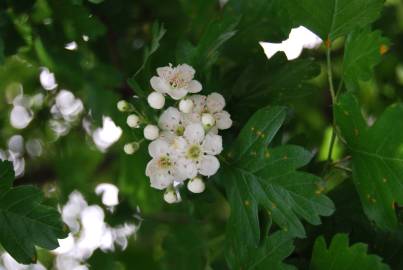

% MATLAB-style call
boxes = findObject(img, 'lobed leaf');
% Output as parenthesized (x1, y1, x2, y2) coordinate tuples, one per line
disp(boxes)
(310, 234, 390, 270)
(343, 28, 389, 90)
(283, 0, 384, 40)
(335, 92, 403, 230)
(0, 160, 68, 264)
(219, 106, 334, 268)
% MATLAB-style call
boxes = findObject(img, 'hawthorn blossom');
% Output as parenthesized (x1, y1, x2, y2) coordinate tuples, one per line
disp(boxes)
(150, 64, 202, 100)
(181, 123, 223, 177)
(145, 139, 188, 189)
(119, 63, 232, 202)
(158, 107, 200, 136)
(189, 93, 232, 130)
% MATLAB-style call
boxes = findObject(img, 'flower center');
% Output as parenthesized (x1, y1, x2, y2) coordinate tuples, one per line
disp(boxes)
(187, 144, 202, 160)
(169, 73, 187, 89)
(175, 125, 184, 136)
(158, 156, 172, 169)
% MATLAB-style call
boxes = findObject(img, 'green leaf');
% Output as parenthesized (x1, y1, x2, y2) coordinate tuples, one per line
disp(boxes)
(310, 234, 390, 270)
(283, 0, 384, 40)
(226, 232, 296, 270)
(176, 15, 239, 72)
(335, 92, 403, 230)
(0, 35, 4, 64)
(135, 22, 166, 78)
(219, 106, 334, 267)
(128, 22, 166, 97)
(0, 160, 14, 194)
(230, 56, 320, 108)
(343, 28, 389, 90)
(0, 160, 68, 264)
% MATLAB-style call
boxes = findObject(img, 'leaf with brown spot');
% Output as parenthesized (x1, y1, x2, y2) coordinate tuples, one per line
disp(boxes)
(335, 92, 403, 230)
(215, 106, 334, 269)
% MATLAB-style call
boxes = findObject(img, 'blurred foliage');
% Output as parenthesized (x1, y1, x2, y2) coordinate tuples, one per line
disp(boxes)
(0, 0, 403, 269)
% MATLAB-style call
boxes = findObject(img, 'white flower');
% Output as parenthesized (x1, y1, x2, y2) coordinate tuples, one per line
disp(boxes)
(189, 93, 232, 130)
(150, 64, 202, 100)
(181, 123, 222, 178)
(158, 107, 200, 136)
(187, 177, 205, 193)
(144, 124, 159, 140)
(146, 139, 179, 189)
(126, 114, 140, 128)
(147, 91, 165, 109)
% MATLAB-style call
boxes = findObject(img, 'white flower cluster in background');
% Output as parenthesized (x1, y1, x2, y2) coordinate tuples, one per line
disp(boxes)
(0, 184, 140, 270)
(118, 64, 232, 203)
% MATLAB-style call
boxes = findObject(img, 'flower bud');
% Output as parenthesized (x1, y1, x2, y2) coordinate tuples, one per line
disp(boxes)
(147, 92, 165, 109)
(127, 114, 140, 128)
(123, 142, 140, 155)
(179, 99, 194, 113)
(117, 100, 130, 112)
(163, 189, 178, 204)
(187, 177, 205, 193)
(202, 113, 215, 128)
(144, 124, 159, 140)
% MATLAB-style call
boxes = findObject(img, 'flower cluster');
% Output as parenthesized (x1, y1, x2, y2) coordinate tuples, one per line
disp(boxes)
(119, 64, 232, 203)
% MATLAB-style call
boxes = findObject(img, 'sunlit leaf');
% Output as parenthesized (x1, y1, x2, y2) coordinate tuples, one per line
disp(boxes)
(343, 28, 389, 90)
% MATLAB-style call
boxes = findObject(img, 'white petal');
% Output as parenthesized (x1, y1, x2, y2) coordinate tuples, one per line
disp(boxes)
(198, 155, 220, 177)
(167, 88, 188, 100)
(159, 130, 176, 143)
(176, 64, 195, 81)
(146, 160, 158, 177)
(215, 111, 232, 130)
(173, 158, 197, 181)
(150, 76, 171, 93)
(157, 66, 173, 78)
(150, 172, 173, 190)
(158, 107, 181, 131)
(207, 126, 219, 135)
(206, 92, 225, 113)
(148, 139, 170, 158)
(188, 80, 202, 93)
(181, 112, 201, 126)
(170, 136, 188, 156)
(189, 95, 206, 113)
(184, 123, 205, 144)
(202, 134, 223, 155)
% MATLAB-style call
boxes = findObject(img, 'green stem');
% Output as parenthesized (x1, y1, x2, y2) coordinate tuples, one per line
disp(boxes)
(327, 128, 337, 162)
(326, 48, 336, 104)
(325, 46, 337, 163)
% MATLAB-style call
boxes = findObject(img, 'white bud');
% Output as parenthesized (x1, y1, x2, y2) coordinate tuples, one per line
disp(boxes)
(179, 99, 194, 113)
(147, 92, 165, 109)
(123, 142, 139, 155)
(187, 177, 206, 193)
(163, 189, 178, 204)
(202, 113, 215, 128)
(144, 124, 159, 140)
(127, 114, 140, 128)
(117, 100, 130, 112)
